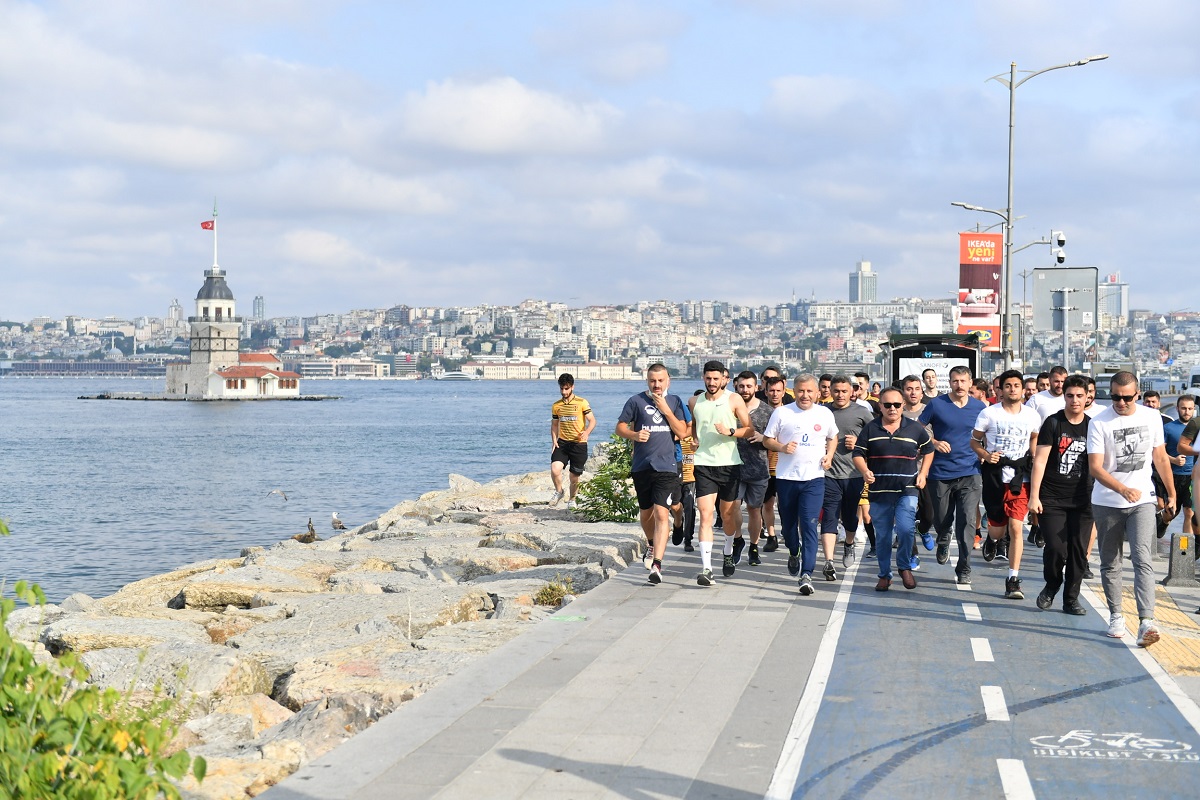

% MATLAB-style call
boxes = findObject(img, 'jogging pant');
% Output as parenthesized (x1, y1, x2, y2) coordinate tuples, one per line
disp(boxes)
(777, 477, 824, 576)
(1095, 503, 1157, 619)
(1039, 503, 1093, 606)
(931, 473, 982, 577)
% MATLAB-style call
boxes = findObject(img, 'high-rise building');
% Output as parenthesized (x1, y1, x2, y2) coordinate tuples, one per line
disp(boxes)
(1097, 272, 1129, 328)
(253, 295, 265, 321)
(849, 260, 877, 303)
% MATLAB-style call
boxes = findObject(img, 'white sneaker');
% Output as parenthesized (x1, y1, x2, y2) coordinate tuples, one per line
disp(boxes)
(643, 547, 654, 570)
(1107, 612, 1126, 638)
(1136, 619, 1160, 647)
(566, 498, 577, 510)
(550, 489, 564, 507)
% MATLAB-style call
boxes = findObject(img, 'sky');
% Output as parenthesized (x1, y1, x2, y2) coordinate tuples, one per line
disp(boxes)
(1, 0, 1197, 320)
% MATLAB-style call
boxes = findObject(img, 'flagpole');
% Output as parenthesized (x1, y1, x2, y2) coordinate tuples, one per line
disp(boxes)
(211, 199, 219, 272)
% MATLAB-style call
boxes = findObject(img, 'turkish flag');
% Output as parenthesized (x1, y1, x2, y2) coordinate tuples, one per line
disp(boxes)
(200, 221, 215, 230)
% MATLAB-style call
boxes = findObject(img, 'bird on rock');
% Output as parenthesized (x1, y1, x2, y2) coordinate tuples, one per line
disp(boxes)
(292, 518, 320, 544)
(331, 512, 348, 531)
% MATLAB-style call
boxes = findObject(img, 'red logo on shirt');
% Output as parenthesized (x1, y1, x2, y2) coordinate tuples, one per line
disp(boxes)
(814, 424, 822, 431)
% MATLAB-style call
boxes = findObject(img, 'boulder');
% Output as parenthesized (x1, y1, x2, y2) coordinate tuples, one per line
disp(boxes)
(422, 541, 547, 581)
(211, 693, 294, 736)
(59, 593, 97, 613)
(80, 642, 271, 711)
(4, 603, 65, 643)
(173, 566, 326, 610)
(204, 606, 289, 645)
(96, 558, 243, 616)
(42, 615, 209, 655)
(258, 692, 384, 758)
(184, 713, 255, 749)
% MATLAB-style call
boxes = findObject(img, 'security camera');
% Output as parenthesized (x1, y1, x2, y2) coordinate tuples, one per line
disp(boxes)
(1053, 248, 1066, 264)
(1053, 230, 1066, 247)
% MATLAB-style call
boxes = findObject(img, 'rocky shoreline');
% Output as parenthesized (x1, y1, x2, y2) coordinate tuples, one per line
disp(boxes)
(5, 469, 642, 799)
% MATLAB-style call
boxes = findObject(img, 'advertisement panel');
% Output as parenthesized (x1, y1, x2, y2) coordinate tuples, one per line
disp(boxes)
(958, 232, 1003, 352)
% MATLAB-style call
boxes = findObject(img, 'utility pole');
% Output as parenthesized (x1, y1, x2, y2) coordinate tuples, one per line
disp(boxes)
(1052, 286, 1080, 370)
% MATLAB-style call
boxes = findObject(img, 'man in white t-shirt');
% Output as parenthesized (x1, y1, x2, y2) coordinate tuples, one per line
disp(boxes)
(1026, 365, 1068, 422)
(764, 374, 838, 597)
(1088, 372, 1176, 647)
(971, 369, 1042, 601)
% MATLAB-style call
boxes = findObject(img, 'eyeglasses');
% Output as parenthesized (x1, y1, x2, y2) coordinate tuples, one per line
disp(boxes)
(1111, 394, 1138, 403)
(881, 402, 903, 409)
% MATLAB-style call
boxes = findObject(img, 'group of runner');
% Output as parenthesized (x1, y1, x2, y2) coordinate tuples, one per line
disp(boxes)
(551, 362, 1199, 647)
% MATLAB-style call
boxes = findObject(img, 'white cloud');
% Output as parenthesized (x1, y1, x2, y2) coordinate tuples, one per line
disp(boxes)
(536, 2, 685, 84)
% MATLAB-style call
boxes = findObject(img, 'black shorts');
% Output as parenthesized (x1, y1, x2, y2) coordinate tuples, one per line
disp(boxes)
(694, 464, 740, 502)
(633, 469, 678, 510)
(1174, 474, 1193, 509)
(551, 440, 589, 475)
(765, 476, 777, 501)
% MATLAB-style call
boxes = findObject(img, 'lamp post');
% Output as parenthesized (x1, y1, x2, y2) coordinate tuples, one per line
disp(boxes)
(955, 55, 1108, 371)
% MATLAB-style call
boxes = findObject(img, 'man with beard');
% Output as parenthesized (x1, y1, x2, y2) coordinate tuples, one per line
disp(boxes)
(759, 375, 789, 554)
(731, 371, 773, 567)
(821, 376, 875, 577)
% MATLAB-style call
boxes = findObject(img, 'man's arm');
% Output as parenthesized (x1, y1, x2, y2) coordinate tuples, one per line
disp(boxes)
(550, 416, 560, 449)
(581, 407, 597, 441)
(970, 428, 998, 463)
(652, 395, 690, 439)
(1028, 443, 1051, 515)
(1088, 452, 1139, 504)
(916, 450, 934, 489)
(615, 420, 648, 443)
(1180, 435, 1198, 458)
(1153, 444, 1178, 514)
(853, 454, 874, 484)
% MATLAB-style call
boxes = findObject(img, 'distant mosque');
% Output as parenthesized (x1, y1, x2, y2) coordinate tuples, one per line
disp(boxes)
(165, 209, 300, 400)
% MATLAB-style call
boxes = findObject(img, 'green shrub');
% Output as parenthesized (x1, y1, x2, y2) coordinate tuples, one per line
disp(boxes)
(1, 519, 206, 798)
(533, 574, 574, 606)
(573, 434, 638, 522)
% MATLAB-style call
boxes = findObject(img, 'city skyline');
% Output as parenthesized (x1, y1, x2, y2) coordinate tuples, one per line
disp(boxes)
(2, 2, 1197, 319)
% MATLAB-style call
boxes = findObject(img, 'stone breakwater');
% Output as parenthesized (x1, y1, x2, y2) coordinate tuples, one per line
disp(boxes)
(4, 470, 643, 799)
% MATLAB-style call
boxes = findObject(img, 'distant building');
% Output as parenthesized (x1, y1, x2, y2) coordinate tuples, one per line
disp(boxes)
(1098, 272, 1129, 329)
(849, 260, 877, 303)
(253, 295, 265, 321)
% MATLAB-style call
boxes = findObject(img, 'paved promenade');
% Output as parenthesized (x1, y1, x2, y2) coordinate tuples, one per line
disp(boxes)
(267, 534, 1200, 800)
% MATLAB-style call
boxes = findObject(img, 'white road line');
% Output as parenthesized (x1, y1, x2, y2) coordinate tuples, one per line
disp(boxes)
(1081, 584, 1200, 736)
(971, 637, 994, 662)
(981, 685, 1010, 721)
(962, 602, 982, 621)
(996, 758, 1036, 800)
(765, 554, 863, 799)
(955, 582, 973, 591)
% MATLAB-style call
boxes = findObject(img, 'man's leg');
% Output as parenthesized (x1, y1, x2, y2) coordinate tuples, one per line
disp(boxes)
(956, 475, 982, 578)
(1006, 485, 1027, 571)
(799, 478, 826, 578)
(1062, 506, 1091, 608)
(696, 491, 717, 577)
(1128, 504, 1158, 621)
(720, 494, 741, 576)
(682, 482, 696, 549)
(819, 477, 843, 567)
(568, 469, 582, 502)
(639, 508, 655, 551)
(894, 494, 919, 587)
(1094, 505, 1127, 618)
(550, 459, 565, 502)
(872, 496, 898, 580)
(1039, 505, 1067, 603)
(652, 502, 671, 561)
(776, 479, 801, 579)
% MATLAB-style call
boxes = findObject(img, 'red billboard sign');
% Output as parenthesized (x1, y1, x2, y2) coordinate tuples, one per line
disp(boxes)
(958, 232, 1003, 352)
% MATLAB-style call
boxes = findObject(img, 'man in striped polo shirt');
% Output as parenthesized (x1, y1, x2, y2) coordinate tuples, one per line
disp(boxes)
(853, 386, 934, 591)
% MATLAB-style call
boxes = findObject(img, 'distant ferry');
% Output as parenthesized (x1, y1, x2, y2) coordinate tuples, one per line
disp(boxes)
(433, 370, 479, 381)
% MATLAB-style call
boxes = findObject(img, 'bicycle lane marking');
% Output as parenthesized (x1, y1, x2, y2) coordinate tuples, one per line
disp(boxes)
(997, 759, 1036, 800)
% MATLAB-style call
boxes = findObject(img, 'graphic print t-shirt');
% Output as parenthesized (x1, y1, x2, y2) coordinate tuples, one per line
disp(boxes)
(1036, 411, 1092, 506)
(1087, 404, 1165, 509)
(618, 392, 686, 474)
(973, 403, 1042, 484)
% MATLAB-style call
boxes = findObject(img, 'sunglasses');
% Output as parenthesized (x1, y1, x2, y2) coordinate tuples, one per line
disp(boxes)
(1111, 394, 1138, 403)
(881, 402, 903, 409)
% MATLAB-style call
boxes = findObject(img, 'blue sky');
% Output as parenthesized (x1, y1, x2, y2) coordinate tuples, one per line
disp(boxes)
(1, 0, 1197, 318)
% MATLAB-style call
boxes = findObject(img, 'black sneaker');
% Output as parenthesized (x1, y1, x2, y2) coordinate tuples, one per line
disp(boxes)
(1082, 565, 1094, 580)
(982, 535, 998, 562)
(1063, 600, 1087, 616)
(684, 538, 695, 553)
(1027, 525, 1038, 545)
(823, 560, 837, 581)
(842, 542, 856, 567)
(865, 547, 876, 559)
(723, 554, 736, 578)
(763, 534, 779, 552)
(798, 574, 814, 595)
(997, 537, 1009, 561)
(672, 524, 684, 547)
(956, 570, 972, 586)
(1005, 576, 1024, 600)
(787, 552, 800, 577)
(1034, 528, 1045, 548)
(936, 540, 950, 565)
(748, 544, 761, 566)
(697, 569, 714, 586)
(714, 515, 723, 530)
(1036, 589, 1053, 610)
(732, 537, 746, 565)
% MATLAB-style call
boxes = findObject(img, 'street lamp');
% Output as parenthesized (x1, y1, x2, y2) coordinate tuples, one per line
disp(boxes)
(955, 54, 1109, 370)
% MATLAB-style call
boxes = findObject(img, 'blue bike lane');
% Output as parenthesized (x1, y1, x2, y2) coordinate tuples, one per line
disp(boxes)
(776, 546, 1200, 799)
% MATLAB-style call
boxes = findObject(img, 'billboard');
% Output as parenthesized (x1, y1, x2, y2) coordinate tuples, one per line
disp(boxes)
(956, 232, 1003, 352)
(1032, 267, 1098, 332)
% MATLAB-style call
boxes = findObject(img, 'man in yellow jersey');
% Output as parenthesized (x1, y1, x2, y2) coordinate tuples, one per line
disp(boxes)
(688, 360, 753, 586)
(550, 373, 596, 509)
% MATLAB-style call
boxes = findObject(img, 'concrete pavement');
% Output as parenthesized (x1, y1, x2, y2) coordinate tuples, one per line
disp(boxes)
(266, 528, 1200, 800)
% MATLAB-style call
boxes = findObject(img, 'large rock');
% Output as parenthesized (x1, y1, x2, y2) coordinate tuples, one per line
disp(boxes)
(96, 558, 243, 616)
(42, 615, 209, 655)
(4, 603, 65, 644)
(173, 566, 326, 610)
(184, 713, 256, 750)
(80, 642, 271, 711)
(211, 693, 294, 736)
(422, 541, 552, 581)
(204, 606, 289, 645)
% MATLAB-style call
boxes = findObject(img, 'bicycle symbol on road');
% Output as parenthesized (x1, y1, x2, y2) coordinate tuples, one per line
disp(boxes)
(1030, 730, 1196, 761)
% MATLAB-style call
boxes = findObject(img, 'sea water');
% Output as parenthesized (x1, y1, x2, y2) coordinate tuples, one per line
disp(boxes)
(0, 377, 684, 602)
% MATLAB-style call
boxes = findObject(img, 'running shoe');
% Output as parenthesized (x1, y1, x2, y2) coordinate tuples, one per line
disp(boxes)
(732, 537, 746, 565)
(787, 552, 800, 577)
(643, 545, 654, 570)
(1137, 619, 1160, 647)
(921, 532, 936, 551)
(997, 537, 1009, 561)
(1063, 601, 1087, 616)
(684, 538, 695, 553)
(723, 554, 736, 578)
(1036, 589, 1053, 610)
(763, 534, 779, 553)
(974, 531, 983, 549)
(550, 489, 564, 507)
(714, 514, 723, 530)
(1082, 565, 1094, 580)
(865, 547, 876, 559)
(648, 564, 662, 584)
(1004, 576, 1024, 600)
(1027, 525, 1038, 545)
(982, 535, 998, 562)
(748, 544, 761, 566)
(842, 541, 856, 567)
(798, 574, 814, 595)
(672, 524, 684, 547)
(936, 540, 950, 565)
(911, 556, 921, 571)
(1107, 612, 1126, 638)
(566, 498, 578, 510)
(956, 570, 972, 586)
(697, 569, 714, 587)
(823, 560, 837, 581)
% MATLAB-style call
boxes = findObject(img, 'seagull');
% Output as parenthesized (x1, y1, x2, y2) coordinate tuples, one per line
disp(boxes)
(266, 489, 288, 501)
(331, 512, 347, 531)
(292, 518, 320, 544)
